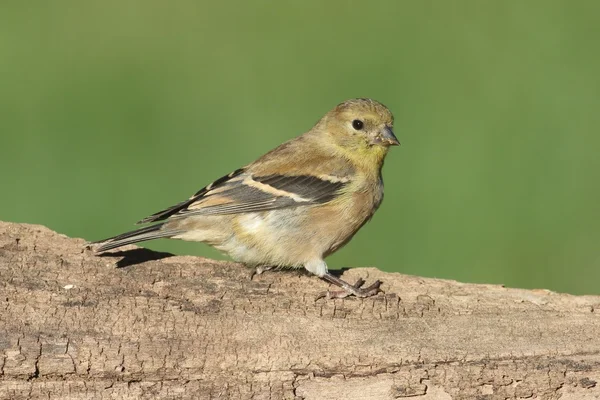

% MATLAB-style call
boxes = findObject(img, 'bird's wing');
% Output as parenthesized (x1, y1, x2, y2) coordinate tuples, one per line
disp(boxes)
(137, 168, 349, 224)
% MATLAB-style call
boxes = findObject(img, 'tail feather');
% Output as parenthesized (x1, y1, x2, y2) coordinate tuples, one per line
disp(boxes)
(91, 223, 182, 252)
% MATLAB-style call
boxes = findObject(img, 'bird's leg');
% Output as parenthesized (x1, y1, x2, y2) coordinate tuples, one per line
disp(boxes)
(317, 273, 382, 299)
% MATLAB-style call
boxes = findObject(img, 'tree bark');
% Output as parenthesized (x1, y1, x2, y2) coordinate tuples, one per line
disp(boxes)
(1, 221, 599, 400)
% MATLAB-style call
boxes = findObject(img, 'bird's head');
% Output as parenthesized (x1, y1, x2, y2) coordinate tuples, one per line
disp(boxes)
(315, 98, 398, 167)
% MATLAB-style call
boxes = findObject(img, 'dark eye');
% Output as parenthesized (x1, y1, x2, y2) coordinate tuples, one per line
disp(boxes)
(352, 120, 364, 130)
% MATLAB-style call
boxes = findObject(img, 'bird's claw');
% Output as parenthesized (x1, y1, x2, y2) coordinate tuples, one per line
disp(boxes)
(316, 278, 383, 300)
(248, 265, 275, 281)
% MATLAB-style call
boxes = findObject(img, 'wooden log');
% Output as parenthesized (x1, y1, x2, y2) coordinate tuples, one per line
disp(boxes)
(1, 221, 599, 399)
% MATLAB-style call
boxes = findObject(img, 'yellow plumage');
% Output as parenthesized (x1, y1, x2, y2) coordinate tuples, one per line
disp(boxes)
(91, 98, 398, 299)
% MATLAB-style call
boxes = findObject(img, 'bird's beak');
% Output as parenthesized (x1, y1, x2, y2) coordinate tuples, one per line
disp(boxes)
(374, 126, 400, 146)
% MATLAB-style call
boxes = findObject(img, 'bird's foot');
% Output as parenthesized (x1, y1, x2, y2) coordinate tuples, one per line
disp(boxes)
(317, 274, 383, 300)
(249, 265, 275, 281)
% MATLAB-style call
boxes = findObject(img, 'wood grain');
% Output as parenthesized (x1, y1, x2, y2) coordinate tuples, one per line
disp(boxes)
(1, 221, 599, 399)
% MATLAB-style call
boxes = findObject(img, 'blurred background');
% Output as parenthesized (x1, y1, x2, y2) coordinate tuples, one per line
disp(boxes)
(1, 1, 599, 295)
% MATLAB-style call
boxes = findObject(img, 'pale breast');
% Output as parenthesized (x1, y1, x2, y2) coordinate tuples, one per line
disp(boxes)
(319, 178, 385, 257)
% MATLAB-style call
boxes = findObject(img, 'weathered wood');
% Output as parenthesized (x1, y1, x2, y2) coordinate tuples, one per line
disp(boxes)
(1, 221, 599, 399)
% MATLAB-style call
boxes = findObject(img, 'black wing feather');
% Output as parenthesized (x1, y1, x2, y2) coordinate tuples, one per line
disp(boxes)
(255, 175, 345, 203)
(136, 168, 245, 224)
(185, 174, 347, 216)
(138, 171, 348, 222)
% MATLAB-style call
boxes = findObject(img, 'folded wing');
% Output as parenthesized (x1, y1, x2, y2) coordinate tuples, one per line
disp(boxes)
(138, 169, 349, 223)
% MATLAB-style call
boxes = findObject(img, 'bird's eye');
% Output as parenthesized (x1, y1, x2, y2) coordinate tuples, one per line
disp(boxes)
(352, 120, 364, 130)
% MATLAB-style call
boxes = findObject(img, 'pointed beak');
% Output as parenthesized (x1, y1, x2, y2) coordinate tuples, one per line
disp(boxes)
(376, 126, 399, 146)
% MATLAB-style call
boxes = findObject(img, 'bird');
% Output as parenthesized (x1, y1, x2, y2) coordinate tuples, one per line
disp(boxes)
(90, 98, 399, 299)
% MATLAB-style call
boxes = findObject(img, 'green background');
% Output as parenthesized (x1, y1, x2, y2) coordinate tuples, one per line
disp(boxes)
(2, 2, 599, 295)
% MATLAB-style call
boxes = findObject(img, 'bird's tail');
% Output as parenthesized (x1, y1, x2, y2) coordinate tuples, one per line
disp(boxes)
(90, 223, 183, 253)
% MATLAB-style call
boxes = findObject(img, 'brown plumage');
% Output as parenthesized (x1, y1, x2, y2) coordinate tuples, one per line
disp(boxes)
(91, 98, 399, 298)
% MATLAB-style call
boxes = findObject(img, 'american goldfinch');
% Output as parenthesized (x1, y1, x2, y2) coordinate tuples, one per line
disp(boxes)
(92, 98, 399, 299)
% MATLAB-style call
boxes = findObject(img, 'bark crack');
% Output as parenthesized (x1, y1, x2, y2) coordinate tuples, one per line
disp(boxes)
(2, 221, 600, 399)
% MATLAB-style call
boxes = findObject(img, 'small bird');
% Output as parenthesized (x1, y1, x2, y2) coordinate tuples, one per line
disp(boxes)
(91, 98, 399, 299)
